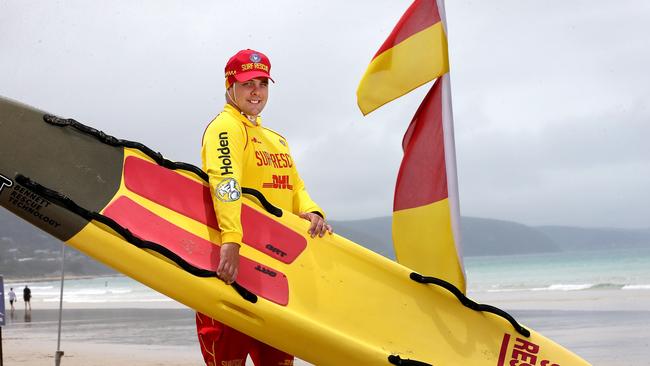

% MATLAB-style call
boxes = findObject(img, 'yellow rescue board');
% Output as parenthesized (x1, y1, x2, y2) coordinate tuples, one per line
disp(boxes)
(0, 96, 590, 365)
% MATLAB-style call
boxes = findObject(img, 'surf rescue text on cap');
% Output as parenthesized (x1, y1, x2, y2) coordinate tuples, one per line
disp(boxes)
(225, 49, 274, 88)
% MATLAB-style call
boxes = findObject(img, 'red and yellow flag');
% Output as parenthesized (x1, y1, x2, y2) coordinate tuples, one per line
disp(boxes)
(357, 0, 465, 292)
(356, 0, 449, 115)
(392, 74, 465, 292)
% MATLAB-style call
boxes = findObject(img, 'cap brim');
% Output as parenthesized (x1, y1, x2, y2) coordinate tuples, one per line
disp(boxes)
(234, 71, 275, 83)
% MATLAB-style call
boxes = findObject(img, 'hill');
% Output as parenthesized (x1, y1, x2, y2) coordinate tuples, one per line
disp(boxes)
(2, 207, 649, 279)
(537, 225, 650, 251)
(0, 207, 115, 278)
(330, 216, 562, 259)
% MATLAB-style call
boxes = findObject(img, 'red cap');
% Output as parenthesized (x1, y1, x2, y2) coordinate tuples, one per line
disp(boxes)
(225, 49, 274, 88)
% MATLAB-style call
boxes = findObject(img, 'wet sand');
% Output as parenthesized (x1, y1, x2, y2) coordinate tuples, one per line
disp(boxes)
(2, 289, 650, 365)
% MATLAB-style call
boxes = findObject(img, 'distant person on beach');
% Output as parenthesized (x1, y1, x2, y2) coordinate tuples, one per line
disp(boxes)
(196, 48, 332, 366)
(23, 285, 31, 311)
(8, 287, 17, 311)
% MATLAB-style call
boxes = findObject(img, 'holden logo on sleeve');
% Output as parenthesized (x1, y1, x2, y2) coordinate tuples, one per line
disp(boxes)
(216, 178, 241, 202)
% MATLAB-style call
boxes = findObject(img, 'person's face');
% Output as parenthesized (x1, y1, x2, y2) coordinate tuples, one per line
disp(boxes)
(231, 77, 269, 117)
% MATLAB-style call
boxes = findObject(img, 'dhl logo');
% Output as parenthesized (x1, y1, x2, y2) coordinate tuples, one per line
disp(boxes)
(262, 175, 293, 190)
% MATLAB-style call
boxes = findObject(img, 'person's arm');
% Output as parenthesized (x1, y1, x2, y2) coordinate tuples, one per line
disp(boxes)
(203, 118, 247, 284)
(292, 170, 332, 238)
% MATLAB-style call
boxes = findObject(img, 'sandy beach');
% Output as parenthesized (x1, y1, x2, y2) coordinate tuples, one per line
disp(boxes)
(1, 306, 312, 366)
(3, 337, 204, 366)
(2, 288, 649, 365)
(472, 289, 650, 365)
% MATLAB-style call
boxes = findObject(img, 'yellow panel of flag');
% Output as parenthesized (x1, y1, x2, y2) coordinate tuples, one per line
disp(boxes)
(357, 0, 465, 292)
(356, 0, 450, 115)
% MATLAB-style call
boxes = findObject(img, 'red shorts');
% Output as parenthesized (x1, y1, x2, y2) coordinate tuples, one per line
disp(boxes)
(196, 312, 294, 366)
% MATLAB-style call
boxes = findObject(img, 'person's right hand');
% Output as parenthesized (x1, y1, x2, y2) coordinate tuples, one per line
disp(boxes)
(217, 242, 240, 284)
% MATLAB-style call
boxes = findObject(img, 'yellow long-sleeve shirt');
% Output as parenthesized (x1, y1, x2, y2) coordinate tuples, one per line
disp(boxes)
(202, 104, 324, 245)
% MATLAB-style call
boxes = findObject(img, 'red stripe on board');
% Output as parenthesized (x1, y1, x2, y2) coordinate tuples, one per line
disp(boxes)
(374, 0, 441, 58)
(123, 156, 307, 263)
(240, 205, 304, 263)
(497, 333, 511, 366)
(124, 156, 217, 228)
(104, 196, 289, 306)
(393, 77, 448, 211)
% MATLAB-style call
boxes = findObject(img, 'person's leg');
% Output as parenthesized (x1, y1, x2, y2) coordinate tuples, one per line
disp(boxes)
(249, 339, 294, 366)
(195, 312, 252, 366)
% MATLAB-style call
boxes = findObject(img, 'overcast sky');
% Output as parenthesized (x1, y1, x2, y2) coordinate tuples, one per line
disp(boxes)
(1, 1, 648, 229)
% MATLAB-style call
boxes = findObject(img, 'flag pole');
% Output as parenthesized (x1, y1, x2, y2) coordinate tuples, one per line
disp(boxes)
(54, 242, 65, 366)
(1, 274, 5, 366)
(437, 0, 466, 285)
(1, 326, 4, 366)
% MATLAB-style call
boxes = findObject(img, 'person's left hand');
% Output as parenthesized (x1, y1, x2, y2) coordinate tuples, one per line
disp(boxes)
(299, 212, 333, 238)
(217, 242, 240, 284)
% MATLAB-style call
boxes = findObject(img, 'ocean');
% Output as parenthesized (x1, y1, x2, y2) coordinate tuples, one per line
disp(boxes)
(465, 247, 650, 294)
(4, 276, 174, 308)
(4, 247, 650, 308)
(3, 247, 650, 365)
